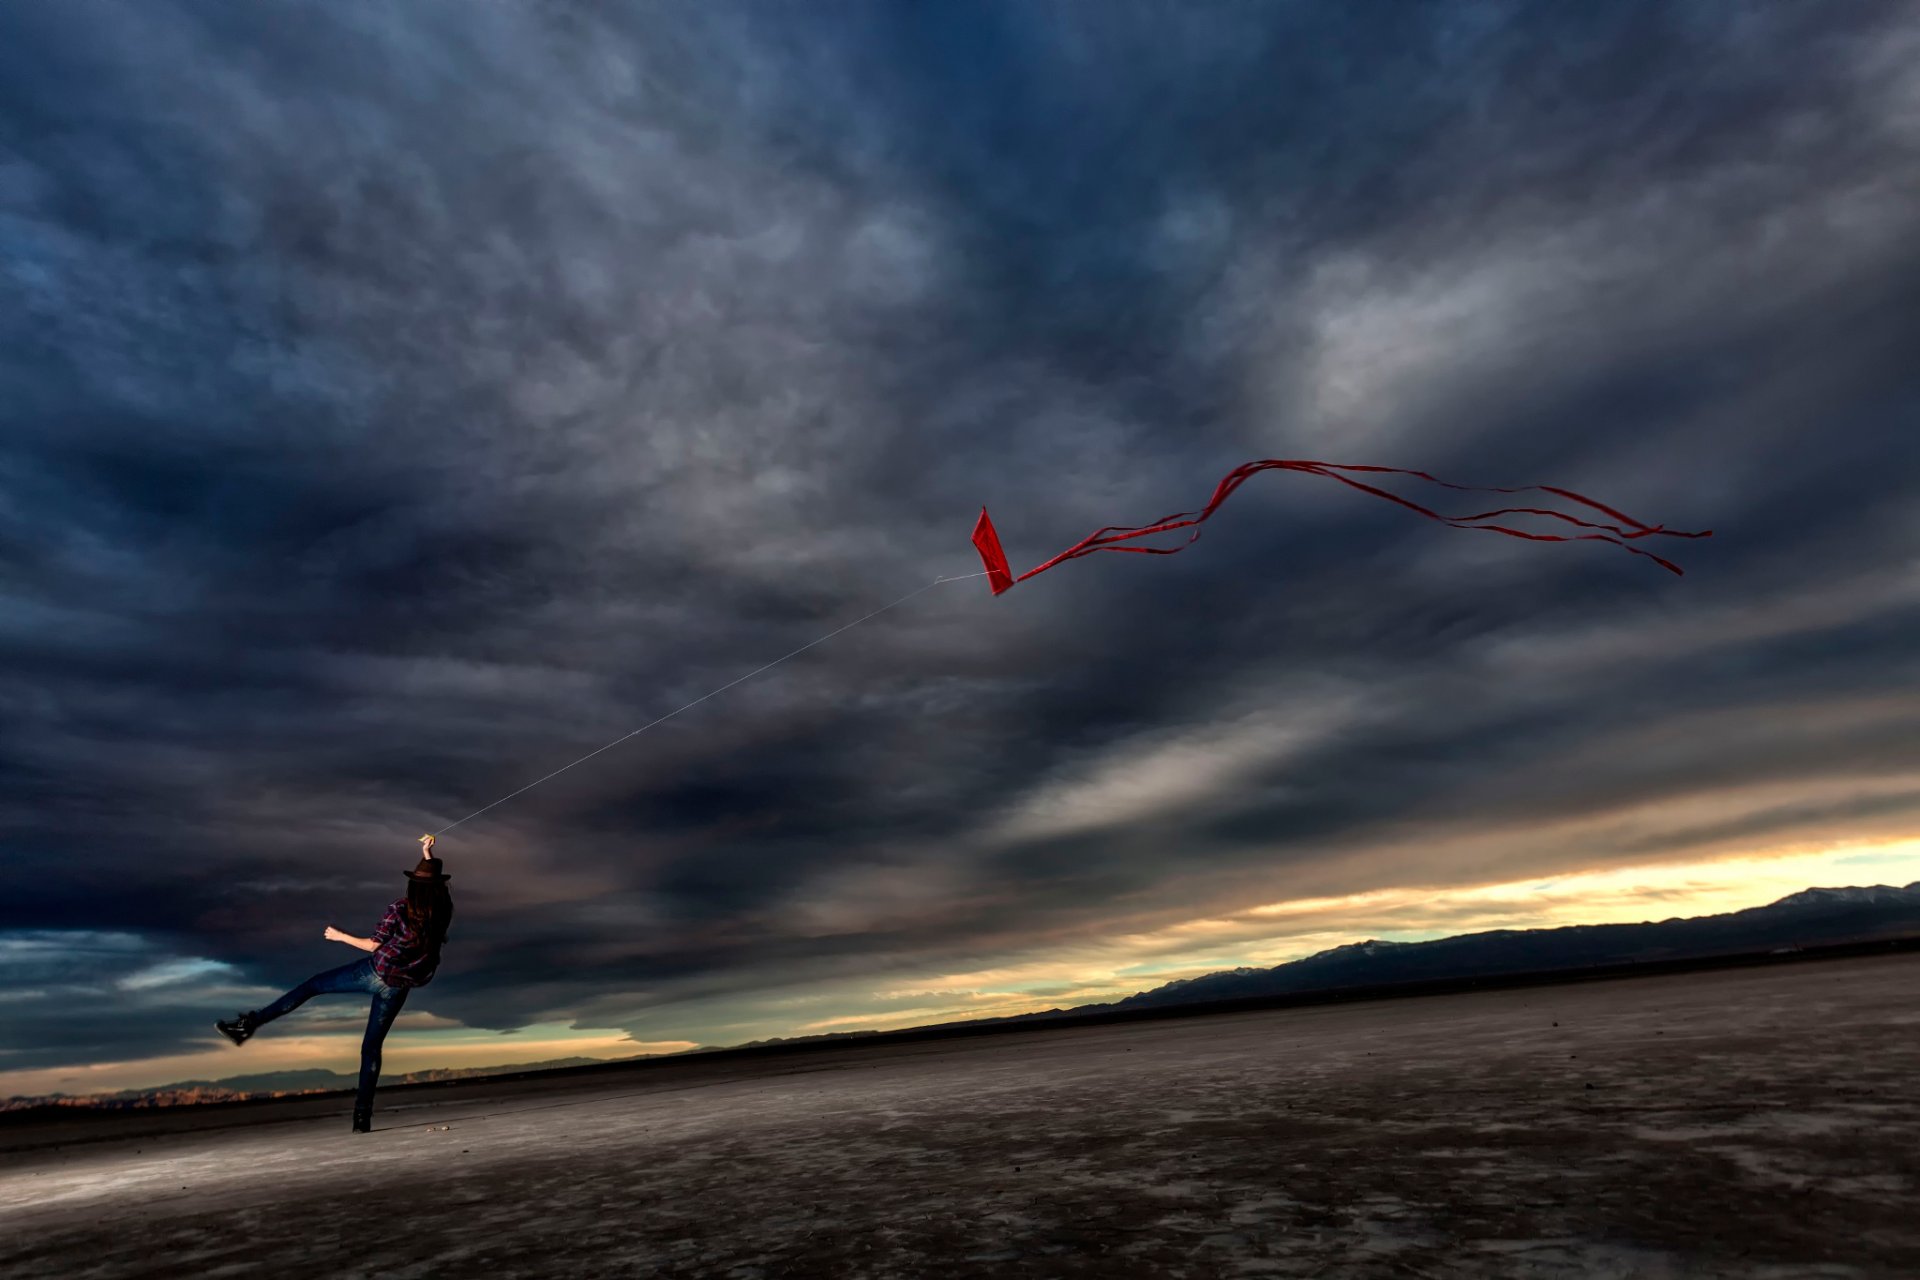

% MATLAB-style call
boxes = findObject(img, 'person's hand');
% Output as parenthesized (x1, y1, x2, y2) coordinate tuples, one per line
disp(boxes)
(324, 925, 346, 943)
(419, 833, 437, 859)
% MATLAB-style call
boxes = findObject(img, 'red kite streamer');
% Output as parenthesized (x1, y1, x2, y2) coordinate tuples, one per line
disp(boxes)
(972, 459, 1711, 593)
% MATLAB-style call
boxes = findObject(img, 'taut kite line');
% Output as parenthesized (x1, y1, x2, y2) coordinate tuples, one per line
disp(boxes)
(435, 458, 1709, 835)
(971, 458, 1712, 591)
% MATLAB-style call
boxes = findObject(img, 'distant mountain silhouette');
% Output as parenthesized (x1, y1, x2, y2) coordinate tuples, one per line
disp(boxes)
(1070, 880, 1920, 1015)
(682, 881, 1920, 1051)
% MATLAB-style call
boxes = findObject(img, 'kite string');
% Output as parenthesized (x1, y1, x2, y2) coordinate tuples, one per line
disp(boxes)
(434, 570, 988, 836)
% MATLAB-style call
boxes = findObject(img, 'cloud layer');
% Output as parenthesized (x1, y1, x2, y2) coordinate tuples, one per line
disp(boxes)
(3, 1, 1918, 1080)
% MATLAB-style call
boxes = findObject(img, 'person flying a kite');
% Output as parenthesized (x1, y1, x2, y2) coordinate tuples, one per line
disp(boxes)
(215, 835, 454, 1133)
(199, 456, 1702, 1139)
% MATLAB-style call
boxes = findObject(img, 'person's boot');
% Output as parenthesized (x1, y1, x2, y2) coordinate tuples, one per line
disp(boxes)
(351, 1105, 372, 1134)
(215, 1012, 257, 1046)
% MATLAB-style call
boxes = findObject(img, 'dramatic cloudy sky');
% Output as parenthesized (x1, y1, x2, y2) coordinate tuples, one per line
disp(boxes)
(4, 1, 1919, 1097)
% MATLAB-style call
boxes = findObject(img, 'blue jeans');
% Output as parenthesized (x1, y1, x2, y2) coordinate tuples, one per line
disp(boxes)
(252, 957, 409, 1117)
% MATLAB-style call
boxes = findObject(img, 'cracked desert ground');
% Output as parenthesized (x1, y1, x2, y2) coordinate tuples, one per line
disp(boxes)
(3, 953, 1915, 1278)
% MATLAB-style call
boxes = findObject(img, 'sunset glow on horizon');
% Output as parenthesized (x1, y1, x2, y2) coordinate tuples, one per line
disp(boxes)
(8, 835, 1912, 1100)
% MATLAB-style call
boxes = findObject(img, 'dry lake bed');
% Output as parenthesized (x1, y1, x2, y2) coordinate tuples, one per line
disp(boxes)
(2, 953, 1916, 1278)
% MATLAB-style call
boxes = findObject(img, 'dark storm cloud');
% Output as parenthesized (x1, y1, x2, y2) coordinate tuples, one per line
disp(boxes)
(3, 1, 1918, 1065)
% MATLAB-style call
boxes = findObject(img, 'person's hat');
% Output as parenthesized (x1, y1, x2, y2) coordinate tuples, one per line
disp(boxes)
(405, 857, 451, 882)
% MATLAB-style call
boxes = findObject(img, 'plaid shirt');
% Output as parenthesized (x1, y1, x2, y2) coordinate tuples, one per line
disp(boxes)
(368, 898, 443, 989)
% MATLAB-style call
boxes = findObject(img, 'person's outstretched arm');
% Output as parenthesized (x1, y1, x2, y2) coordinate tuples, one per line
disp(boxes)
(318, 838, 431, 952)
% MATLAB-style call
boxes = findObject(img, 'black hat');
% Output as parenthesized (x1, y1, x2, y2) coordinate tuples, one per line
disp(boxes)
(406, 857, 451, 882)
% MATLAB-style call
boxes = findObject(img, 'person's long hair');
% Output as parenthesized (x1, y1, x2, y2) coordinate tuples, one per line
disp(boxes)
(403, 877, 454, 952)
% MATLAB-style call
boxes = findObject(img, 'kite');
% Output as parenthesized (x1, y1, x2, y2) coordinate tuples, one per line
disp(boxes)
(972, 458, 1712, 592)
(433, 458, 1710, 835)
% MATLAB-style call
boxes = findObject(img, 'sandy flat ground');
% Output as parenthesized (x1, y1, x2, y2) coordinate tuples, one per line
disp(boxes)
(2, 954, 1916, 1279)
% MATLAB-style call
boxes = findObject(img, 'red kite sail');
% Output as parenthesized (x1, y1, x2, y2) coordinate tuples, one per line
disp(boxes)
(973, 459, 1711, 594)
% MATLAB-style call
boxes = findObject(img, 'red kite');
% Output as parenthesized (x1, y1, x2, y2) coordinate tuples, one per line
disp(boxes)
(973, 459, 1710, 593)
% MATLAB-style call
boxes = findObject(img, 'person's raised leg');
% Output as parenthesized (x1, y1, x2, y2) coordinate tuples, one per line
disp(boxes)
(218, 959, 370, 1046)
(351, 979, 409, 1133)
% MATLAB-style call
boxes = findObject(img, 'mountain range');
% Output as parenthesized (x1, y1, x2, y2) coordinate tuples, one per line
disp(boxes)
(1075, 880, 1920, 1014)
(721, 880, 1920, 1046)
